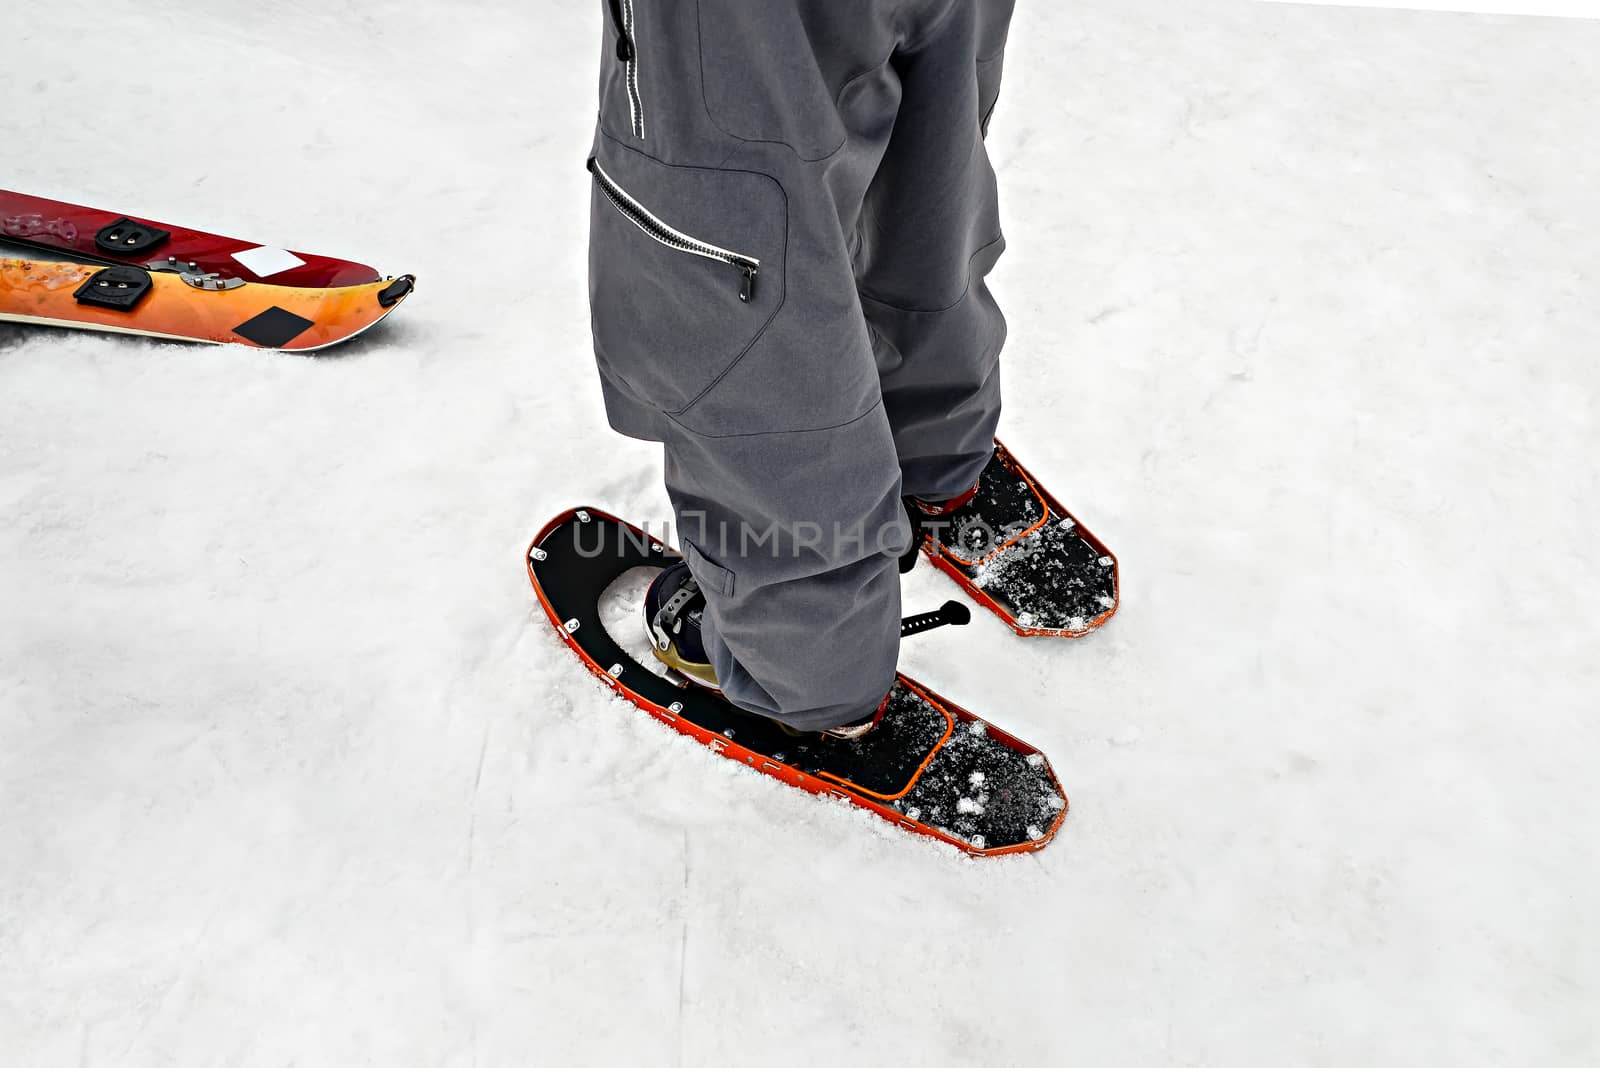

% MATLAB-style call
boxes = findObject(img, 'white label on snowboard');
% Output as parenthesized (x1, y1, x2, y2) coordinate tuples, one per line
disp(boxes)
(232, 246, 308, 278)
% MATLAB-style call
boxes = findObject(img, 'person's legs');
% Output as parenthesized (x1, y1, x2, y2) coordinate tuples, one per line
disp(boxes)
(855, 0, 1017, 503)
(586, 0, 936, 730)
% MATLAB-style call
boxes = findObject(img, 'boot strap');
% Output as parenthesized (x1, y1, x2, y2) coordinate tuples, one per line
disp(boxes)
(651, 576, 704, 652)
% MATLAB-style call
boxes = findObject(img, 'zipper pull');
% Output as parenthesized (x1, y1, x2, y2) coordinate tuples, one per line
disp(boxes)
(739, 266, 758, 304)
(616, 34, 634, 62)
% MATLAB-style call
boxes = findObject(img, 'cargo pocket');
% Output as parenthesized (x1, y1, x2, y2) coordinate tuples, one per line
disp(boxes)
(587, 148, 786, 415)
(683, 539, 735, 597)
(694, 0, 847, 161)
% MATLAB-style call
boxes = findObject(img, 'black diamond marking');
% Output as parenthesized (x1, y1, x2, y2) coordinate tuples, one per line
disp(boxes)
(232, 306, 315, 348)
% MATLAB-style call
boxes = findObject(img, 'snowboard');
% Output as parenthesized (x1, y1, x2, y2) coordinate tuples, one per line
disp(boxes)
(0, 254, 414, 353)
(526, 507, 1070, 857)
(916, 440, 1119, 638)
(0, 188, 383, 289)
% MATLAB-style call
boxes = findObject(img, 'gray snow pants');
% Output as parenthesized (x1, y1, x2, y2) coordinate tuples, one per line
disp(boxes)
(587, 0, 1014, 730)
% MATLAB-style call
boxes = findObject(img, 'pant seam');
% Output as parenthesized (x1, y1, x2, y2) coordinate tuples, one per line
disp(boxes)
(667, 397, 886, 441)
(694, 0, 848, 163)
(900, 0, 967, 55)
(857, 234, 1005, 315)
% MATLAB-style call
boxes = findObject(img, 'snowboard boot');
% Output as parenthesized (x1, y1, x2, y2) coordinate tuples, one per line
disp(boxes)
(645, 561, 887, 740)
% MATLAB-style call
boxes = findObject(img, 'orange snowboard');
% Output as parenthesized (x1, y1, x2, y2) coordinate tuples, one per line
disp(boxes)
(0, 255, 414, 352)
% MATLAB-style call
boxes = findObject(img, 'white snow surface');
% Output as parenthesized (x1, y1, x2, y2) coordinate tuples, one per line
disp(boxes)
(2, 1, 1597, 1065)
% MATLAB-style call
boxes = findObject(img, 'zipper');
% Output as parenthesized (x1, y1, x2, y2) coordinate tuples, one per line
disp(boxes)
(605, 0, 645, 138)
(588, 158, 760, 303)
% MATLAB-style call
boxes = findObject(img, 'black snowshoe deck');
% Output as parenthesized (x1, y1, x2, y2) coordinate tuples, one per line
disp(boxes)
(527, 507, 1068, 856)
(920, 440, 1119, 637)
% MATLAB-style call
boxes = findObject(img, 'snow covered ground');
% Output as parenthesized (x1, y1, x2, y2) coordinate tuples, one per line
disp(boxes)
(2, 1, 1596, 1064)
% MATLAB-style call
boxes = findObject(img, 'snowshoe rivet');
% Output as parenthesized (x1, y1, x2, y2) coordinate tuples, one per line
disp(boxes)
(905, 807, 921, 821)
(1027, 825, 1044, 841)
(577, 510, 591, 522)
(564, 619, 580, 633)
(668, 702, 683, 713)
(608, 663, 624, 677)
(1025, 754, 1045, 768)
(529, 547, 547, 562)
(1098, 556, 1113, 567)
(970, 835, 986, 849)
